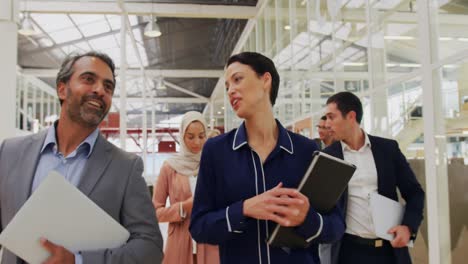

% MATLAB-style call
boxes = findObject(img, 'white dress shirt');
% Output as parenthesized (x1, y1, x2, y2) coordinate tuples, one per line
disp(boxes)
(341, 133, 378, 238)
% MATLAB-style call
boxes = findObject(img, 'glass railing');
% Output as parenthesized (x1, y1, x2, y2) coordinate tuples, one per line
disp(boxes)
(15, 73, 60, 134)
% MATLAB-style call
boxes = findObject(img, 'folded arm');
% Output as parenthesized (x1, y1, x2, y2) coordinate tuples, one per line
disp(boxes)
(152, 163, 186, 223)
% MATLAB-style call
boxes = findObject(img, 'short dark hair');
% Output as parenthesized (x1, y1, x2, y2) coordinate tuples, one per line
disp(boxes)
(320, 115, 327, 121)
(56, 51, 116, 105)
(226, 52, 280, 106)
(326, 91, 363, 124)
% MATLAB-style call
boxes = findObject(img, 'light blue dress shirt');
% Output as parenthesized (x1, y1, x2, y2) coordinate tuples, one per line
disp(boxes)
(31, 124, 99, 264)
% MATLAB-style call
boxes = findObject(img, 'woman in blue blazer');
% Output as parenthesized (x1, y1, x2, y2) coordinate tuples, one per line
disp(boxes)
(190, 52, 346, 264)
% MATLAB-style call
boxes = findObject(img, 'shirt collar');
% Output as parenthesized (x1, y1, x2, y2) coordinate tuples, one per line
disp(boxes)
(340, 130, 371, 152)
(40, 122, 100, 158)
(232, 119, 294, 154)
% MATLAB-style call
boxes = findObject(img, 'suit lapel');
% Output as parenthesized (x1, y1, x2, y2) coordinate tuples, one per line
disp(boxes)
(334, 144, 348, 210)
(326, 141, 344, 159)
(14, 131, 47, 212)
(325, 142, 349, 211)
(368, 135, 386, 194)
(77, 133, 113, 196)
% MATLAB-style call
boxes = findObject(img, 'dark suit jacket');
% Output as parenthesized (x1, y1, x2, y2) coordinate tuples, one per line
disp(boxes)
(313, 138, 324, 150)
(320, 134, 425, 264)
(0, 130, 164, 264)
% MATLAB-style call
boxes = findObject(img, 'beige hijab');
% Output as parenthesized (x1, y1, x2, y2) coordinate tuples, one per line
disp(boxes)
(165, 111, 207, 177)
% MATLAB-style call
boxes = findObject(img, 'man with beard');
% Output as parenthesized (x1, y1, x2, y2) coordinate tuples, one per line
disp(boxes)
(0, 52, 163, 264)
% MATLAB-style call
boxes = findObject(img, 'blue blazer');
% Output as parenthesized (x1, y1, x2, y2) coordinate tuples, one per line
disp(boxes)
(190, 121, 346, 264)
(321, 134, 425, 264)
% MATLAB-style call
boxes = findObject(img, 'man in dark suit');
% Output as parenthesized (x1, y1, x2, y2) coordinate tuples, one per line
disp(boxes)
(320, 91, 425, 264)
(313, 115, 334, 150)
(0, 52, 163, 263)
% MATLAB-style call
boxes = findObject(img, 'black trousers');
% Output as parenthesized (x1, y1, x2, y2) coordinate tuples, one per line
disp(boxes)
(338, 234, 396, 264)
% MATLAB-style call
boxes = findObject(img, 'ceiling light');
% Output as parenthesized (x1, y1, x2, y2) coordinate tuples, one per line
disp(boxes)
(284, 25, 291, 30)
(443, 64, 458, 69)
(217, 111, 222, 115)
(399, 63, 421, 68)
(157, 78, 166, 90)
(383, 36, 414, 40)
(144, 16, 162, 38)
(19, 13, 40, 36)
(439, 37, 453, 41)
(342, 62, 366, 66)
(457, 37, 468, 42)
(162, 103, 169, 113)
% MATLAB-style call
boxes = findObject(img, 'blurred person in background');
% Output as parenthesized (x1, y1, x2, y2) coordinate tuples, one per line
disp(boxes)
(313, 115, 334, 150)
(153, 111, 219, 264)
(207, 128, 221, 139)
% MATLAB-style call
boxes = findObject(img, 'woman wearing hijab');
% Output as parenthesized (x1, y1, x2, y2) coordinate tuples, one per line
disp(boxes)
(153, 111, 219, 264)
(189, 52, 345, 264)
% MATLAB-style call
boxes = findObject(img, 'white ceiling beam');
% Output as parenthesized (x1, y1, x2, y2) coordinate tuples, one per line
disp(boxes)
(264, 8, 468, 26)
(21, 2, 467, 24)
(23, 75, 57, 97)
(20, 1, 257, 19)
(22, 67, 406, 81)
(21, 68, 224, 78)
(164, 81, 209, 100)
(342, 10, 468, 26)
(113, 97, 208, 104)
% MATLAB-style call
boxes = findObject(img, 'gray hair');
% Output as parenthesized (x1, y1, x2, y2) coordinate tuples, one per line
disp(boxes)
(55, 51, 116, 105)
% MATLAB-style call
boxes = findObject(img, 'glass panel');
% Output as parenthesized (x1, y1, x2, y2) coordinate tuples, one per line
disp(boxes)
(366, 0, 421, 85)
(436, 1, 468, 60)
(49, 27, 82, 44)
(273, 0, 290, 70)
(31, 14, 74, 33)
(439, 60, 468, 264)
(256, 12, 264, 53)
(106, 15, 121, 31)
(387, 77, 423, 139)
(69, 14, 103, 25)
(89, 35, 119, 50)
(79, 20, 111, 37)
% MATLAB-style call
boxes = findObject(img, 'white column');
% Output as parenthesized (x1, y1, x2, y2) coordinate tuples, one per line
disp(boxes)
(23, 83, 29, 131)
(209, 99, 214, 129)
(0, 0, 18, 141)
(458, 63, 468, 112)
(47, 94, 51, 121)
(141, 80, 148, 179)
(151, 89, 156, 180)
(53, 98, 58, 118)
(32, 88, 36, 125)
(274, 0, 282, 56)
(40, 90, 44, 126)
(418, 0, 451, 263)
(335, 80, 345, 92)
(366, 1, 389, 137)
(119, 14, 127, 150)
(16, 78, 21, 128)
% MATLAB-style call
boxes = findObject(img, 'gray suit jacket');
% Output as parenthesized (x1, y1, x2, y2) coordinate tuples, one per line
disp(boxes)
(0, 130, 164, 264)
